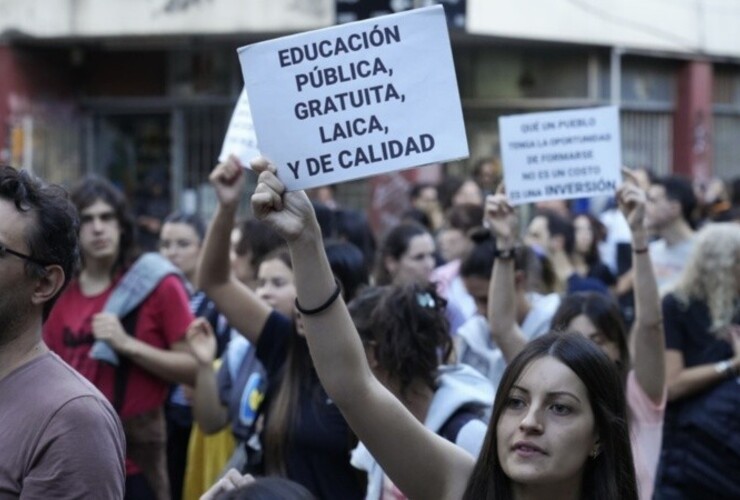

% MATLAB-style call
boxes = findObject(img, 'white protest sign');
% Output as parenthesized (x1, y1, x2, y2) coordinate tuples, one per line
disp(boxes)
(218, 87, 260, 165)
(499, 106, 622, 205)
(237, 5, 468, 191)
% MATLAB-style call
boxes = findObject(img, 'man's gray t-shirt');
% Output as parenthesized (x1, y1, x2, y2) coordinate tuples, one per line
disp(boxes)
(649, 238, 695, 295)
(0, 352, 125, 499)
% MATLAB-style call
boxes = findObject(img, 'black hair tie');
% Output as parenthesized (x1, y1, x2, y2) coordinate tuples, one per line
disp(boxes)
(295, 277, 342, 315)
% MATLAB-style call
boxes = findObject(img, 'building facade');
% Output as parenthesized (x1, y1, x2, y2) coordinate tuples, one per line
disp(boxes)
(1, 0, 738, 228)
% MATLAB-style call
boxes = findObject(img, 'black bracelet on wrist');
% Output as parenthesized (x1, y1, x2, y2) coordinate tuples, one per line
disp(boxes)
(632, 246, 649, 254)
(295, 277, 342, 316)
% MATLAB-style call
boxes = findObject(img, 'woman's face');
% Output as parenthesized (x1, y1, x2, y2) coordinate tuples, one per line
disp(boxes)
(462, 275, 489, 317)
(256, 258, 297, 319)
(567, 314, 621, 364)
(525, 216, 550, 254)
(159, 222, 201, 280)
(387, 233, 436, 285)
(453, 180, 483, 207)
(436, 227, 470, 263)
(574, 216, 594, 256)
(496, 356, 599, 491)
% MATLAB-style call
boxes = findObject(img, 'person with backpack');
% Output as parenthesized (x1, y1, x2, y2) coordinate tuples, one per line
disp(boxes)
(159, 211, 237, 500)
(195, 158, 366, 499)
(43, 176, 197, 500)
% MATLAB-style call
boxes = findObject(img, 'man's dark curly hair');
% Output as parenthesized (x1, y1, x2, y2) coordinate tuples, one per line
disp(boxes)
(0, 166, 80, 320)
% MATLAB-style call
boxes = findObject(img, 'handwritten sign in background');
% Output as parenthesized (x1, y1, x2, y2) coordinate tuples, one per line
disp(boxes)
(499, 106, 622, 205)
(238, 5, 468, 191)
(219, 87, 260, 165)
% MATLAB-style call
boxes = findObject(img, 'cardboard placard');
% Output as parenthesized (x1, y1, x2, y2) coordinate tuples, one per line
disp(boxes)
(238, 5, 468, 191)
(499, 106, 622, 205)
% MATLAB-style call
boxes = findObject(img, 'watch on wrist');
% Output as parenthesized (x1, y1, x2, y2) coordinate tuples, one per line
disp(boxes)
(714, 360, 734, 377)
(493, 246, 516, 260)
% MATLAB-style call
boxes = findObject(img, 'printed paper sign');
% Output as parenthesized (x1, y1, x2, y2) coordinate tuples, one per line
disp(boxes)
(238, 5, 468, 191)
(499, 106, 622, 205)
(219, 87, 260, 165)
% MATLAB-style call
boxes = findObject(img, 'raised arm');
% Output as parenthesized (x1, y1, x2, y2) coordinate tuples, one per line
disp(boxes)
(618, 171, 665, 404)
(196, 157, 272, 343)
(485, 192, 528, 362)
(250, 160, 474, 500)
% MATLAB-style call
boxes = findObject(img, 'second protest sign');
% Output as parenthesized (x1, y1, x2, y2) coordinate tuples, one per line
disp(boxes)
(499, 106, 622, 205)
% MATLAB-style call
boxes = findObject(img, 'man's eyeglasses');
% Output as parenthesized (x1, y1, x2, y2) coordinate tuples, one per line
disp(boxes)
(0, 242, 50, 267)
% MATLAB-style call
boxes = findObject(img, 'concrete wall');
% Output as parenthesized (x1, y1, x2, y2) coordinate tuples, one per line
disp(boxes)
(0, 0, 333, 38)
(4, 0, 740, 59)
(467, 0, 740, 59)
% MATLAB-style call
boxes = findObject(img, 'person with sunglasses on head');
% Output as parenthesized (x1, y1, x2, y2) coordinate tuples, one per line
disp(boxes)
(0, 166, 125, 499)
(194, 157, 366, 499)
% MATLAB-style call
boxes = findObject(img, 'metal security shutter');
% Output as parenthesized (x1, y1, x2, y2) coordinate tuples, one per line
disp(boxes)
(620, 109, 673, 176)
(712, 112, 740, 180)
(182, 103, 232, 190)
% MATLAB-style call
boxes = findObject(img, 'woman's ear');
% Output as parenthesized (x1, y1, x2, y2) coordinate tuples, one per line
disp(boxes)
(550, 234, 565, 252)
(513, 270, 527, 288)
(384, 256, 398, 275)
(590, 439, 602, 459)
(363, 341, 379, 370)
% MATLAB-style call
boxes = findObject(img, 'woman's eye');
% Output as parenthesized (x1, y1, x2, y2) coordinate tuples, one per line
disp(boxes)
(550, 404, 572, 416)
(590, 334, 607, 346)
(506, 397, 526, 410)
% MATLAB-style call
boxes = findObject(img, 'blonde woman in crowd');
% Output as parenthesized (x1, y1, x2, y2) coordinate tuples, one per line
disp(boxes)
(655, 222, 740, 499)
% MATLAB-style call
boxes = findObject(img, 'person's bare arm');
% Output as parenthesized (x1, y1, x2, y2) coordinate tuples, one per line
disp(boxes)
(92, 314, 198, 385)
(196, 157, 272, 343)
(618, 173, 665, 404)
(485, 193, 527, 362)
(187, 318, 229, 433)
(251, 160, 474, 500)
(666, 328, 740, 401)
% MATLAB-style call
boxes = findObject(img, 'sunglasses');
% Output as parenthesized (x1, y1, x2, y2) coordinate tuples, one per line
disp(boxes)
(0, 241, 50, 267)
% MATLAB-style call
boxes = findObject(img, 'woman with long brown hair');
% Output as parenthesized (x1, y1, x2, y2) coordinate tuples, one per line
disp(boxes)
(196, 157, 365, 499)
(248, 158, 637, 500)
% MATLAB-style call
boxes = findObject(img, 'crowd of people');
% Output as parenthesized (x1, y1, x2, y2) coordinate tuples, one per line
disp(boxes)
(0, 155, 738, 500)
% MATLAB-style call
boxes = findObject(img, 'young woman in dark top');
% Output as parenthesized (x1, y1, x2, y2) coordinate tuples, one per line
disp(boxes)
(655, 222, 740, 498)
(195, 157, 367, 499)
(572, 213, 616, 289)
